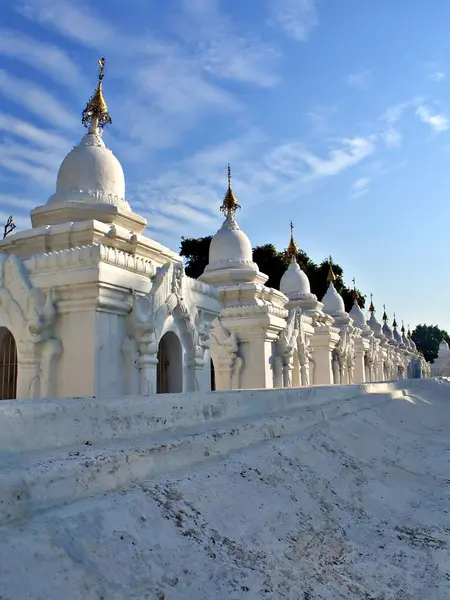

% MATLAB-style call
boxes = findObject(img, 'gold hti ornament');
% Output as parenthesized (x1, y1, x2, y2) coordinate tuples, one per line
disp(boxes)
(327, 256, 336, 283)
(287, 221, 298, 259)
(220, 164, 241, 215)
(82, 57, 112, 131)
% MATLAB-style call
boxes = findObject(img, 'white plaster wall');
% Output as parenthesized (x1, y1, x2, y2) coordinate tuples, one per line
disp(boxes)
(55, 309, 97, 398)
(94, 310, 129, 397)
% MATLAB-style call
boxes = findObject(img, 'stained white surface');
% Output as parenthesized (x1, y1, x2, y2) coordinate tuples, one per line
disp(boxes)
(0, 379, 449, 599)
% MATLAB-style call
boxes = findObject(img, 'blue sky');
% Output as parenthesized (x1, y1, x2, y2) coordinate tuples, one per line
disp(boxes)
(1, 0, 450, 332)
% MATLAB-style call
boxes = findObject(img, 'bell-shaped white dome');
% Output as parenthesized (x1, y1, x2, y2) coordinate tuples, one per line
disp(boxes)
(368, 312, 383, 336)
(47, 129, 130, 212)
(280, 259, 311, 298)
(322, 282, 346, 317)
(439, 339, 449, 353)
(349, 300, 367, 329)
(382, 322, 394, 341)
(402, 332, 409, 346)
(208, 212, 253, 268)
(393, 328, 403, 345)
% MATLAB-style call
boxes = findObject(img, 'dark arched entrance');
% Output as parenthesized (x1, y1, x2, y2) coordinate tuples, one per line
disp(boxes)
(157, 331, 183, 393)
(210, 358, 216, 391)
(0, 327, 18, 400)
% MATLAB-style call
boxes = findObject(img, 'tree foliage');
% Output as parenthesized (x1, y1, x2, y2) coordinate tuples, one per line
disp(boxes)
(411, 324, 450, 363)
(180, 236, 365, 313)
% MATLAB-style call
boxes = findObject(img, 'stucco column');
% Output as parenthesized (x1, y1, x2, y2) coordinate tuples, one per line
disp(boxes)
(16, 345, 36, 399)
(310, 326, 339, 385)
(353, 338, 368, 384)
(137, 334, 158, 395)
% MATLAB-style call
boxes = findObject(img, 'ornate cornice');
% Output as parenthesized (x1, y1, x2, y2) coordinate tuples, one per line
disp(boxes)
(203, 258, 258, 272)
(46, 189, 131, 212)
(185, 275, 220, 300)
(221, 304, 288, 319)
(25, 243, 155, 276)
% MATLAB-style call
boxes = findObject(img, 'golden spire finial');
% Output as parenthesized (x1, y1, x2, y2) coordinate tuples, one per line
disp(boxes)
(407, 325, 412, 338)
(392, 313, 398, 329)
(351, 277, 358, 301)
(81, 57, 112, 132)
(220, 164, 241, 215)
(368, 293, 375, 313)
(401, 320, 405, 334)
(327, 255, 336, 283)
(382, 303, 388, 322)
(287, 220, 299, 259)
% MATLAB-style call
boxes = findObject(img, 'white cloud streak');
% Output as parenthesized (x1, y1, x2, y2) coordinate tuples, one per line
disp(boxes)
(18, 0, 118, 50)
(179, 0, 280, 87)
(350, 177, 371, 199)
(0, 70, 77, 130)
(346, 70, 372, 91)
(416, 106, 450, 133)
(0, 28, 87, 92)
(428, 71, 445, 83)
(0, 113, 70, 152)
(268, 0, 318, 41)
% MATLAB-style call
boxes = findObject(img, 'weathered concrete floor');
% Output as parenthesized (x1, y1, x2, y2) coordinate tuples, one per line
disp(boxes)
(0, 379, 449, 599)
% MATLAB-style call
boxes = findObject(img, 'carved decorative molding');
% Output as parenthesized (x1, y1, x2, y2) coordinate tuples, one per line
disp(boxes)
(25, 243, 154, 276)
(221, 304, 288, 319)
(47, 188, 131, 212)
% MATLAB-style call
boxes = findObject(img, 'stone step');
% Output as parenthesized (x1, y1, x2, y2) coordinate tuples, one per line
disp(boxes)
(0, 388, 405, 526)
(0, 381, 406, 455)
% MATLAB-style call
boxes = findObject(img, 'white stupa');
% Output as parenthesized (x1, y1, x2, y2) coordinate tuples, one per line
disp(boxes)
(322, 260, 346, 318)
(31, 58, 146, 234)
(200, 166, 265, 286)
(280, 222, 313, 300)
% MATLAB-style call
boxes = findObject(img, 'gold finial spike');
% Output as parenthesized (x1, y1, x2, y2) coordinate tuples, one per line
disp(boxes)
(382, 303, 387, 322)
(81, 57, 112, 132)
(351, 277, 357, 301)
(401, 320, 405, 334)
(220, 164, 241, 215)
(392, 313, 398, 329)
(287, 220, 299, 259)
(368, 293, 375, 313)
(407, 324, 412, 338)
(327, 255, 336, 283)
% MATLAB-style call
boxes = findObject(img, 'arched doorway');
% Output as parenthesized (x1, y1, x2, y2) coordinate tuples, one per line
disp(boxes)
(157, 332, 183, 394)
(210, 358, 216, 391)
(0, 327, 18, 400)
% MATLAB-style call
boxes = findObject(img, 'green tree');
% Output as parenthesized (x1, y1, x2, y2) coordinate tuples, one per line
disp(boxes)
(412, 324, 450, 363)
(179, 236, 365, 313)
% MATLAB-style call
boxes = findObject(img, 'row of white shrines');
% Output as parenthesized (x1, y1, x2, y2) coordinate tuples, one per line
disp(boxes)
(0, 61, 430, 400)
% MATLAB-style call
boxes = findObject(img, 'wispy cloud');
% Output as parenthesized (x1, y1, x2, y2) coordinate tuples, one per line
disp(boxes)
(18, 0, 118, 49)
(0, 70, 76, 130)
(137, 56, 240, 116)
(428, 71, 446, 83)
(17, 0, 268, 152)
(350, 177, 371, 199)
(0, 114, 70, 153)
(307, 105, 339, 134)
(132, 133, 375, 244)
(0, 156, 55, 188)
(0, 194, 37, 211)
(378, 98, 422, 148)
(292, 137, 375, 177)
(0, 28, 87, 92)
(179, 0, 280, 87)
(268, 0, 318, 41)
(346, 70, 372, 91)
(416, 105, 450, 133)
